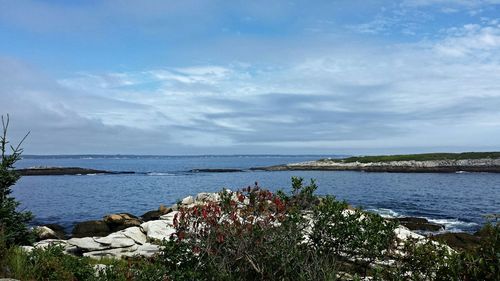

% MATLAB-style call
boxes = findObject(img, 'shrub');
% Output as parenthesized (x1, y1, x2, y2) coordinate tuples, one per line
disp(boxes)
(310, 196, 397, 278)
(161, 180, 338, 281)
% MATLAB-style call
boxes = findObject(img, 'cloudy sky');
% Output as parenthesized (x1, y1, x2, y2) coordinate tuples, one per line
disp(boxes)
(1, 0, 500, 155)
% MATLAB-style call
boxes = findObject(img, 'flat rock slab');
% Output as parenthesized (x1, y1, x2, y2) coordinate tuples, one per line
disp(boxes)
(83, 244, 139, 259)
(136, 243, 161, 258)
(141, 220, 176, 241)
(122, 226, 147, 245)
(94, 233, 136, 248)
(68, 237, 110, 251)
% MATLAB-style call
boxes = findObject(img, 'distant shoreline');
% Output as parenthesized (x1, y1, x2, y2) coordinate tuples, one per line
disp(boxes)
(15, 167, 135, 176)
(251, 152, 500, 173)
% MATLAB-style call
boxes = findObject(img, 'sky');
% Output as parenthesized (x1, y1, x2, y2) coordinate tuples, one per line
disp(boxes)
(1, 0, 500, 155)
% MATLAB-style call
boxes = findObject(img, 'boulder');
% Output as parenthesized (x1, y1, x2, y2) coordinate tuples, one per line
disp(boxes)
(395, 217, 445, 232)
(181, 195, 194, 205)
(103, 213, 142, 232)
(68, 237, 110, 252)
(94, 233, 136, 248)
(430, 232, 481, 251)
(34, 226, 60, 241)
(43, 224, 67, 238)
(159, 211, 178, 224)
(72, 220, 111, 238)
(141, 220, 176, 241)
(122, 226, 147, 245)
(195, 192, 220, 203)
(141, 205, 172, 222)
(394, 225, 425, 242)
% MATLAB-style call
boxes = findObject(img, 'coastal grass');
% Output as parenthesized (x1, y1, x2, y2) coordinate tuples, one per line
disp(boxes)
(323, 152, 500, 163)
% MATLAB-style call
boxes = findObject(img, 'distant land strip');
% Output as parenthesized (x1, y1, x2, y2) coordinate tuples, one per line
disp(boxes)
(250, 152, 500, 173)
(16, 167, 135, 176)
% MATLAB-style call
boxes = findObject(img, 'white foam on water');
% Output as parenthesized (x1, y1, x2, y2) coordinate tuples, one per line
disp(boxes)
(427, 218, 478, 232)
(367, 208, 400, 218)
(147, 172, 174, 176)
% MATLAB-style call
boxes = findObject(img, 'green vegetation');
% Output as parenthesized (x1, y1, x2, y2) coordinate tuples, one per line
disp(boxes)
(0, 115, 34, 248)
(325, 152, 500, 163)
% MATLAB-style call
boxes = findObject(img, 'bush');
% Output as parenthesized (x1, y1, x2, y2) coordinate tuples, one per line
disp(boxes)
(161, 180, 338, 281)
(161, 178, 400, 280)
(311, 196, 397, 278)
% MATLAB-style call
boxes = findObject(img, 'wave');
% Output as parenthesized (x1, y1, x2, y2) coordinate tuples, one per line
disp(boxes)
(426, 218, 478, 233)
(366, 208, 400, 218)
(146, 172, 175, 176)
(367, 208, 479, 232)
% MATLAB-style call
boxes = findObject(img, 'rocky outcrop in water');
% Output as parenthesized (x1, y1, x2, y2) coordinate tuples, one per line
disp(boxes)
(252, 158, 500, 173)
(16, 167, 135, 176)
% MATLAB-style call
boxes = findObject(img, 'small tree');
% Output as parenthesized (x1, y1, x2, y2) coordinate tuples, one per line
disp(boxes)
(0, 114, 33, 246)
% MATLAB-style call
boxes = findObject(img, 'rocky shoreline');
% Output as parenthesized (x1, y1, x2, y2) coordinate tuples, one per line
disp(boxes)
(26, 191, 482, 260)
(251, 158, 500, 173)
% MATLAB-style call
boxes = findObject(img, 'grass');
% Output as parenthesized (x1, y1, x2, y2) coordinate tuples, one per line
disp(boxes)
(323, 152, 500, 163)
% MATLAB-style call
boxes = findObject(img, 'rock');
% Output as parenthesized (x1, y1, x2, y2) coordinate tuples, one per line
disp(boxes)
(141, 205, 172, 222)
(140, 210, 162, 221)
(93, 264, 107, 275)
(34, 239, 68, 249)
(43, 224, 67, 238)
(195, 192, 220, 203)
(20, 246, 34, 253)
(83, 244, 139, 259)
(34, 226, 60, 241)
(94, 233, 136, 248)
(136, 243, 161, 258)
(394, 225, 425, 242)
(430, 232, 481, 251)
(72, 220, 111, 238)
(141, 220, 176, 241)
(122, 226, 147, 245)
(159, 211, 178, 224)
(68, 237, 110, 252)
(0, 279, 21, 281)
(395, 217, 445, 232)
(103, 213, 142, 232)
(158, 204, 170, 214)
(181, 196, 194, 205)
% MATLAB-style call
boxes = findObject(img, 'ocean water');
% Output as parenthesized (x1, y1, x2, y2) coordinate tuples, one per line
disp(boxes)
(13, 155, 500, 233)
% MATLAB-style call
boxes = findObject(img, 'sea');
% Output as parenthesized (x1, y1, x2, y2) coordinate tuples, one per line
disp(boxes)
(13, 155, 500, 233)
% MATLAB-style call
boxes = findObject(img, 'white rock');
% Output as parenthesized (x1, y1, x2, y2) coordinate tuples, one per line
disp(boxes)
(34, 239, 68, 249)
(159, 211, 178, 224)
(136, 243, 161, 258)
(94, 233, 136, 248)
(34, 226, 59, 240)
(122, 226, 147, 245)
(20, 246, 34, 253)
(141, 220, 176, 241)
(394, 225, 425, 241)
(195, 192, 220, 203)
(83, 244, 139, 259)
(68, 237, 110, 251)
(181, 195, 194, 205)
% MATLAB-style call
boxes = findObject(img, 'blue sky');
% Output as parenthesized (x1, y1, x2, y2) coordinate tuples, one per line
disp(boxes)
(1, 0, 500, 155)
